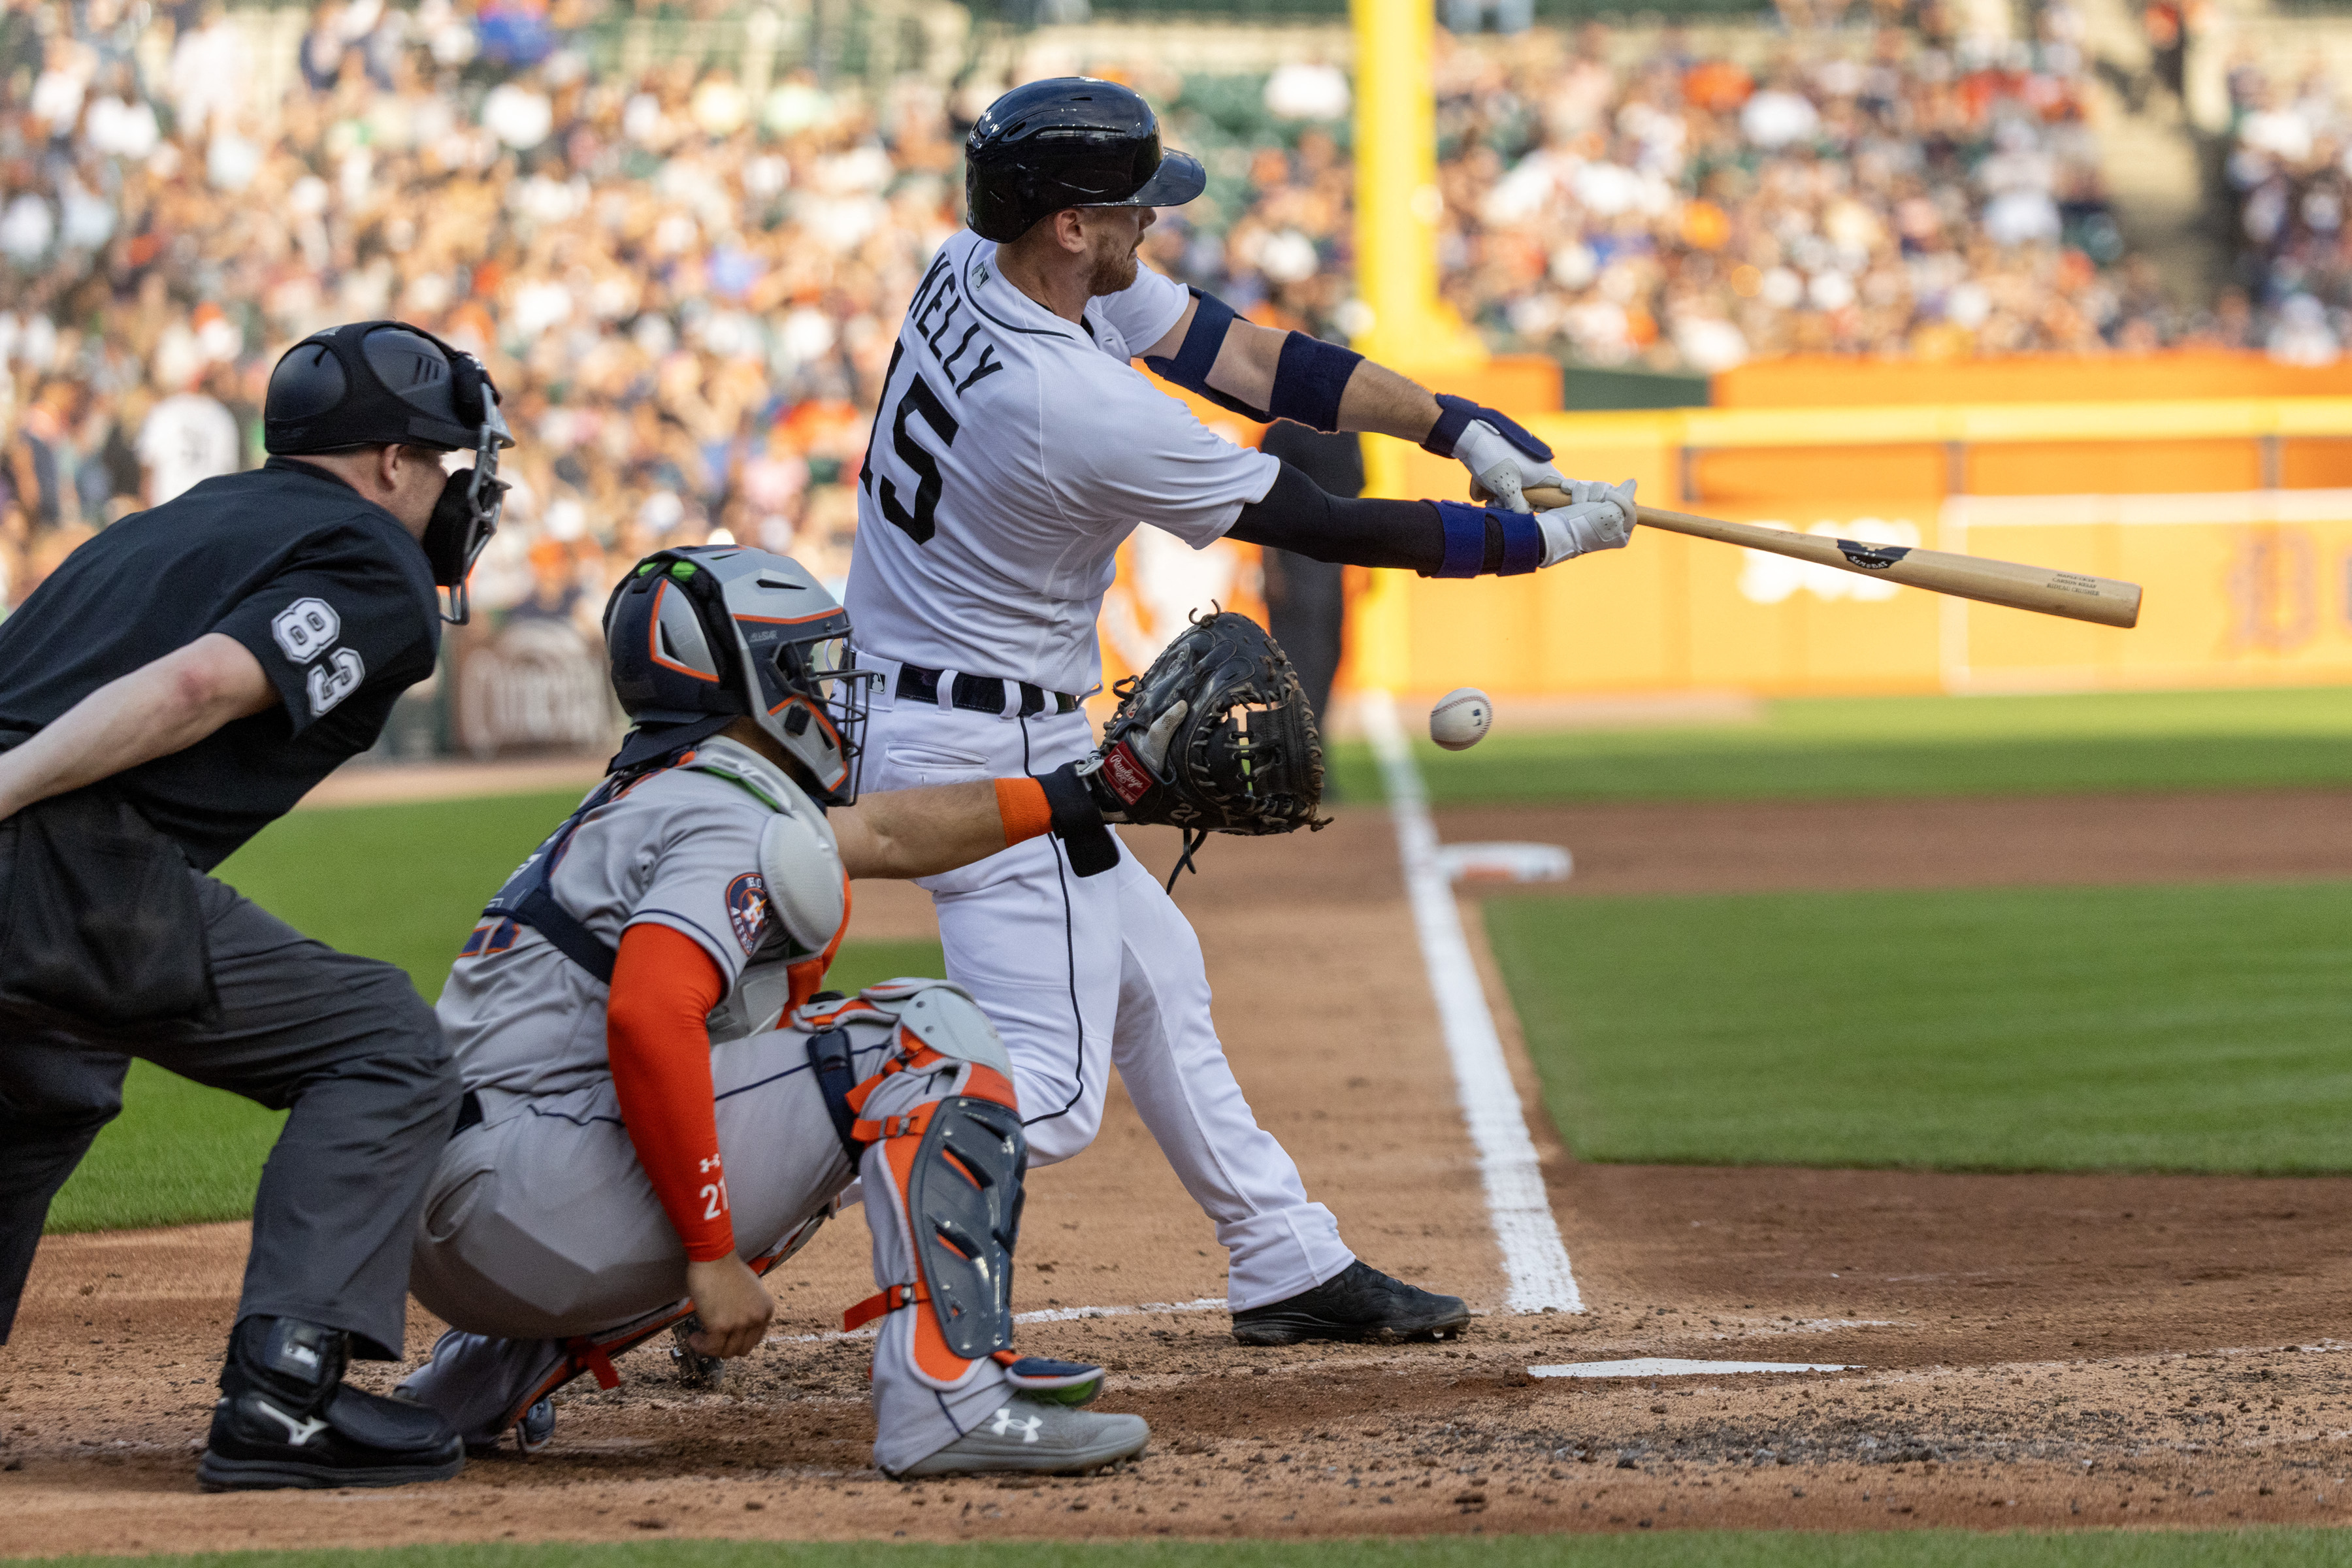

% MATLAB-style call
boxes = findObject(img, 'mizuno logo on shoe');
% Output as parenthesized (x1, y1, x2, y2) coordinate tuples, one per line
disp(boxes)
(988, 1407, 1044, 1443)
(255, 1399, 330, 1446)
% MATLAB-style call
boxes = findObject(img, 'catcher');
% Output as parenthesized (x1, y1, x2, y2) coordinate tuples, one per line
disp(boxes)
(397, 544, 1200, 1475)
(845, 76, 1636, 1347)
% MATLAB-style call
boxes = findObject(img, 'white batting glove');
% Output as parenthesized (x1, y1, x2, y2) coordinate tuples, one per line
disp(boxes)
(1535, 478, 1637, 566)
(1454, 419, 1568, 514)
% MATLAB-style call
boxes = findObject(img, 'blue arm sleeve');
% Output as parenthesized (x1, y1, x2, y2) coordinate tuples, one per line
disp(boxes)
(1228, 462, 1538, 577)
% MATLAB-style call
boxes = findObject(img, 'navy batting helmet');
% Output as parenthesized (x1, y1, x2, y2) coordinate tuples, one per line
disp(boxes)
(602, 546, 879, 804)
(964, 77, 1205, 244)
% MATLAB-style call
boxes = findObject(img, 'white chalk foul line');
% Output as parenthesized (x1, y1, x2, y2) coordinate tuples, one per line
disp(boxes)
(1363, 689, 1583, 1315)
(1531, 1358, 1855, 1379)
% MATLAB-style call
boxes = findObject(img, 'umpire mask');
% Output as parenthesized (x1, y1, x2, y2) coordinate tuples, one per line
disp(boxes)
(265, 321, 516, 624)
(421, 449, 511, 624)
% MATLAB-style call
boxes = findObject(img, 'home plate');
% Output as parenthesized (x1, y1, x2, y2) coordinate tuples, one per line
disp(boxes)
(1436, 841, 1572, 885)
(1529, 1358, 1856, 1379)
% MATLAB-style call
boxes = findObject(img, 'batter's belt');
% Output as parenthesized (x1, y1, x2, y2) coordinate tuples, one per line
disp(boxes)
(888, 661, 1079, 719)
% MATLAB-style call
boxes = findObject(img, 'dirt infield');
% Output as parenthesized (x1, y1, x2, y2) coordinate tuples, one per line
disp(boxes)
(7, 793, 2352, 1554)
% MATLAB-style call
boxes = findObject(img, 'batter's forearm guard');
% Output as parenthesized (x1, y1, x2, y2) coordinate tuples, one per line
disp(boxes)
(1433, 500, 1544, 578)
(1264, 331, 1362, 433)
(1142, 287, 1364, 434)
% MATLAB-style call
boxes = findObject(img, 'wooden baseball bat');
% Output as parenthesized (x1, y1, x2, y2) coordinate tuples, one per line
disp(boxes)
(1522, 485, 2142, 629)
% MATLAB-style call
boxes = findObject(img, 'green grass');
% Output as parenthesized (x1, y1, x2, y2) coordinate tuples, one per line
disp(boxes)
(1326, 687, 2352, 806)
(29, 1533, 2352, 1568)
(210, 789, 593, 992)
(44, 789, 945, 1235)
(1486, 880, 2352, 1173)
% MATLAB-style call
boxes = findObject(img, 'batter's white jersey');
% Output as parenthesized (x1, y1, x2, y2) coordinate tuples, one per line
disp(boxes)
(845, 229, 1281, 693)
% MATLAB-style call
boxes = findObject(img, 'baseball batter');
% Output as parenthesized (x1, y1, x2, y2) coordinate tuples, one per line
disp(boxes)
(396, 544, 1182, 1476)
(846, 78, 1636, 1341)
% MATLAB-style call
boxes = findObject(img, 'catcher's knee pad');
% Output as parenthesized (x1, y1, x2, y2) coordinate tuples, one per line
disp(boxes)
(857, 979, 1013, 1079)
(847, 1094, 1028, 1376)
(804, 980, 1018, 1163)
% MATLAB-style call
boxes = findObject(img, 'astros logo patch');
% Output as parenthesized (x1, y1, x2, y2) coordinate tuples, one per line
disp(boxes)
(725, 872, 769, 954)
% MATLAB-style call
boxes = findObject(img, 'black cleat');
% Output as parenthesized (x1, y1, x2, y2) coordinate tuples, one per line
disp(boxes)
(1230, 1262, 1471, 1346)
(198, 1316, 465, 1492)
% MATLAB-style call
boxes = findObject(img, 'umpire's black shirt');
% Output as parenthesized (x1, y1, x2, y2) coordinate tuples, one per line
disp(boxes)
(0, 459, 440, 870)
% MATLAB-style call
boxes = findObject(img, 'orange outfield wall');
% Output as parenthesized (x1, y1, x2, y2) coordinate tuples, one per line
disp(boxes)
(1349, 353, 2352, 696)
(1117, 353, 2352, 698)
(1712, 351, 2352, 408)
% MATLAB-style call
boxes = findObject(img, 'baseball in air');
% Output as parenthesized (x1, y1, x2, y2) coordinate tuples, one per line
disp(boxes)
(1429, 687, 1493, 751)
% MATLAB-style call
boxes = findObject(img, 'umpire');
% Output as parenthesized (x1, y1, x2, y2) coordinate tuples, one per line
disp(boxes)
(0, 320, 514, 1492)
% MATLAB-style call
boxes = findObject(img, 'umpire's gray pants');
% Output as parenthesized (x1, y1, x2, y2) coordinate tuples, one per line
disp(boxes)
(0, 865, 459, 1358)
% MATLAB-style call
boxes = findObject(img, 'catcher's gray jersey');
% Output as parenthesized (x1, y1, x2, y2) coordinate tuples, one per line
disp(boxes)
(845, 227, 1281, 695)
(440, 738, 832, 1102)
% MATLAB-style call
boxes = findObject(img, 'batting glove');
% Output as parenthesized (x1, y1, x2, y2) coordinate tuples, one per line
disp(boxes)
(1535, 478, 1637, 566)
(1424, 394, 1565, 514)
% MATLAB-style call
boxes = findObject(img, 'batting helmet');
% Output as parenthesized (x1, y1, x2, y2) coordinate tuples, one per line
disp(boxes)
(602, 545, 879, 804)
(963, 77, 1205, 244)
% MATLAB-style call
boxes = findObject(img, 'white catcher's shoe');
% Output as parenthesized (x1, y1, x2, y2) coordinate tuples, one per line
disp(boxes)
(892, 1392, 1149, 1478)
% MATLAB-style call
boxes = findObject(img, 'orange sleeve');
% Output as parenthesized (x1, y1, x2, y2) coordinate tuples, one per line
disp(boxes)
(607, 923, 735, 1263)
(995, 776, 1054, 846)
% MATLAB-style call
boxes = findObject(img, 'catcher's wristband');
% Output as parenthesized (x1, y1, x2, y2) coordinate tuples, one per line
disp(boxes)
(1036, 763, 1120, 877)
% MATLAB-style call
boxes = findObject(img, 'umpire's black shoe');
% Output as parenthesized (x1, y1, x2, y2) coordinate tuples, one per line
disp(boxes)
(1230, 1262, 1471, 1346)
(198, 1316, 465, 1492)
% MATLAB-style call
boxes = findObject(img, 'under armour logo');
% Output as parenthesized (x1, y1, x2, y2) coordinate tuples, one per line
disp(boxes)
(988, 1407, 1043, 1444)
(700, 1156, 722, 1173)
(254, 1399, 330, 1446)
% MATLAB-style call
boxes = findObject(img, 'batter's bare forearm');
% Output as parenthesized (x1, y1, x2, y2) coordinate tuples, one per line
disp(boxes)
(0, 634, 275, 820)
(836, 780, 1009, 880)
(1200, 316, 1286, 413)
(1336, 357, 1442, 444)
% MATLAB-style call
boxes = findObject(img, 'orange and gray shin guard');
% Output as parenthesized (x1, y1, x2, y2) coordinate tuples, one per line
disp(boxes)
(821, 985, 1103, 1471)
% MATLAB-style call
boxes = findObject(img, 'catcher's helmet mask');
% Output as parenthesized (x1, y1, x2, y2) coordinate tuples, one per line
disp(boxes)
(602, 545, 881, 806)
(964, 77, 1206, 244)
(264, 319, 515, 625)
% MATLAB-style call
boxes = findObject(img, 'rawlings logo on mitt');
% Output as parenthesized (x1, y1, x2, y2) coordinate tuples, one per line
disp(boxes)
(1079, 610, 1331, 849)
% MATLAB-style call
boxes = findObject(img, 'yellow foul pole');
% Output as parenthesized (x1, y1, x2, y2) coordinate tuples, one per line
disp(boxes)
(1350, 0, 1485, 685)
(1350, 0, 1488, 374)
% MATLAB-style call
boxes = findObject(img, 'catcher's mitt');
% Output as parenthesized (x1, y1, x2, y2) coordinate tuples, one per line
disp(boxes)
(1079, 610, 1330, 883)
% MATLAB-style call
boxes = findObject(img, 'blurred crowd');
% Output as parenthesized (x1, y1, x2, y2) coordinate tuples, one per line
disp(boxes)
(0, 0, 2311, 632)
(0, 0, 964, 625)
(1144, 17, 2226, 372)
(2221, 54, 2352, 366)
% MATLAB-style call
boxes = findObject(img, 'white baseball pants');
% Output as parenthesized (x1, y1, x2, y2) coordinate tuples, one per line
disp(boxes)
(864, 684, 1354, 1309)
